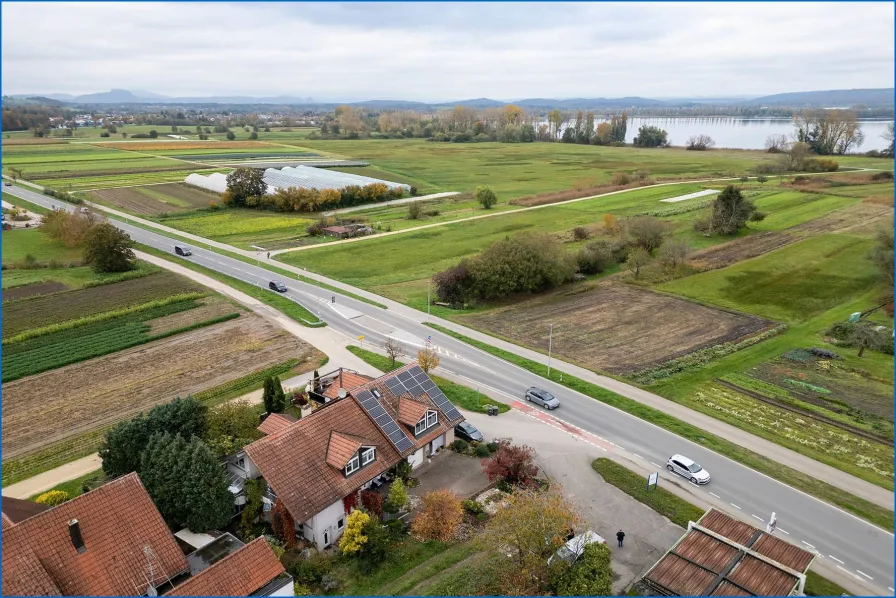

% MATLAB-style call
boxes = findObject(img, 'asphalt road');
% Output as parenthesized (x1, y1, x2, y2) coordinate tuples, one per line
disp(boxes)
(9, 185, 894, 593)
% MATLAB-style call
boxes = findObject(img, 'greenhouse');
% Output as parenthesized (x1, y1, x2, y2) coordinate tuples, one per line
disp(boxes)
(184, 166, 409, 195)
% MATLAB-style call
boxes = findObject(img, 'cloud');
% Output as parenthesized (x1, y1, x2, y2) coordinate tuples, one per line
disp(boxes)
(2, 2, 893, 101)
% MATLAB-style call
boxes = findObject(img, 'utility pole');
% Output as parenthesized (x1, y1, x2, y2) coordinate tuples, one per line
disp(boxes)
(547, 323, 553, 377)
(427, 279, 431, 317)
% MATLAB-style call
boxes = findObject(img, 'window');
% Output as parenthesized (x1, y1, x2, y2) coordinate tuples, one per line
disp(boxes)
(236, 457, 246, 470)
(415, 410, 439, 435)
(345, 455, 360, 476)
(372, 389, 382, 399)
(361, 447, 376, 466)
(337, 518, 345, 530)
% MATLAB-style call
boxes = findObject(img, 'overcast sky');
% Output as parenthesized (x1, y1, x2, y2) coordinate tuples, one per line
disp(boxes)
(3, 2, 893, 101)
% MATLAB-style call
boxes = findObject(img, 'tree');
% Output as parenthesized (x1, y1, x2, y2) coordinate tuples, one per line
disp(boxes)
(849, 322, 877, 358)
(657, 238, 691, 272)
(386, 477, 408, 512)
(632, 125, 668, 147)
(756, 175, 769, 185)
(476, 486, 582, 595)
(411, 490, 463, 541)
(784, 141, 812, 171)
(149, 130, 158, 138)
(383, 337, 404, 367)
(432, 259, 475, 308)
(358, 517, 392, 573)
(226, 130, 236, 140)
(361, 490, 384, 518)
(793, 109, 864, 155)
(417, 346, 440, 373)
(8, 166, 23, 181)
(551, 542, 613, 596)
(271, 499, 298, 548)
(870, 228, 894, 303)
(602, 213, 619, 234)
(225, 168, 267, 207)
(764, 134, 789, 153)
(203, 399, 262, 458)
(685, 134, 715, 150)
(625, 247, 652, 277)
(482, 439, 538, 485)
(339, 509, 370, 555)
(708, 185, 759, 235)
(882, 122, 895, 158)
(83, 223, 136, 273)
(140, 433, 233, 532)
(407, 201, 422, 219)
(249, 131, 258, 140)
(626, 216, 668, 253)
(262, 376, 277, 414)
(239, 478, 265, 539)
(609, 113, 627, 143)
(272, 376, 287, 413)
(475, 186, 497, 209)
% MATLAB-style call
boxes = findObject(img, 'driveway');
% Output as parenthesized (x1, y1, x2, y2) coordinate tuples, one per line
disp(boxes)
(464, 409, 689, 594)
(408, 449, 492, 502)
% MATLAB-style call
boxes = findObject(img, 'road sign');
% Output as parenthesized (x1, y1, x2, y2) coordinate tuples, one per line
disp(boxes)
(358, 335, 364, 341)
(647, 472, 659, 491)
(766, 512, 777, 534)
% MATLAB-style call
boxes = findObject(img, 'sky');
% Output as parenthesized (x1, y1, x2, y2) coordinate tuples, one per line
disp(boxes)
(2, 2, 894, 102)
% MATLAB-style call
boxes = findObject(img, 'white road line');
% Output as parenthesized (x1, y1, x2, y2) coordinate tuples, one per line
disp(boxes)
(828, 555, 844, 565)
(651, 462, 662, 469)
(886, 586, 893, 593)
(857, 570, 874, 581)
(801, 541, 815, 549)
(751, 514, 764, 522)
(633, 453, 644, 460)
(777, 528, 789, 535)
(730, 503, 741, 510)
(837, 565, 861, 580)
(709, 492, 721, 499)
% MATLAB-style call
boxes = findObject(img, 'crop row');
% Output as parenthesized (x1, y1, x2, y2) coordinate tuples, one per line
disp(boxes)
(193, 358, 300, 405)
(33, 168, 230, 191)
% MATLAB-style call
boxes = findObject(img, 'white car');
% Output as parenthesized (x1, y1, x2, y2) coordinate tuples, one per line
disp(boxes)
(548, 530, 606, 566)
(667, 454, 711, 484)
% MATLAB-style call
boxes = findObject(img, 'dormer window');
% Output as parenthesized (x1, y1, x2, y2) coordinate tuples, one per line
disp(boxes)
(415, 410, 438, 436)
(344, 447, 376, 476)
(345, 455, 360, 476)
(361, 447, 376, 466)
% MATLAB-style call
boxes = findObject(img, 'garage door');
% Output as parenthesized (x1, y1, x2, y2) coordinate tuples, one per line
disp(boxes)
(431, 434, 445, 452)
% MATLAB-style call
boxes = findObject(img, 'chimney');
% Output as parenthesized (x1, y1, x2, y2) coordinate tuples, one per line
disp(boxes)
(338, 368, 343, 390)
(68, 519, 86, 553)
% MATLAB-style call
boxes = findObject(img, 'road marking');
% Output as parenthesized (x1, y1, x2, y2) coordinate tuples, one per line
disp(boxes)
(801, 541, 815, 549)
(857, 570, 873, 581)
(651, 462, 662, 469)
(730, 503, 741, 510)
(777, 528, 789, 535)
(828, 555, 844, 564)
(751, 514, 764, 522)
(709, 492, 721, 499)
(633, 453, 644, 460)
(886, 586, 893, 593)
(837, 565, 861, 580)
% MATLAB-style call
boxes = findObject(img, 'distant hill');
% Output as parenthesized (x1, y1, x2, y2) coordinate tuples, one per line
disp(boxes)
(748, 88, 894, 107)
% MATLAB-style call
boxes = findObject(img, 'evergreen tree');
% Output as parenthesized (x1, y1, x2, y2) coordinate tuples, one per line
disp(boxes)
(272, 376, 287, 413)
(262, 376, 276, 414)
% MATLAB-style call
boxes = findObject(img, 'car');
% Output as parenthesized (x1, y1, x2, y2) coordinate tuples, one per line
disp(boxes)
(524, 387, 560, 409)
(548, 530, 606, 566)
(667, 454, 711, 484)
(3, 182, 11, 186)
(174, 244, 192, 257)
(269, 281, 288, 293)
(454, 422, 483, 443)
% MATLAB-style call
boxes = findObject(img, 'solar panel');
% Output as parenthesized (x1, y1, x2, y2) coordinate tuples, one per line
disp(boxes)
(429, 388, 462, 421)
(397, 371, 414, 383)
(407, 365, 426, 377)
(381, 421, 399, 436)
(354, 387, 415, 452)
(355, 390, 373, 402)
(385, 378, 404, 394)
(367, 405, 387, 419)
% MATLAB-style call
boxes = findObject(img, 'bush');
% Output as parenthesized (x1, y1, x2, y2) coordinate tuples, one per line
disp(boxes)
(871, 171, 894, 181)
(450, 439, 469, 453)
(634, 169, 650, 180)
(474, 443, 492, 457)
(572, 226, 589, 240)
(577, 241, 615, 274)
(35, 490, 69, 506)
(285, 553, 332, 587)
(423, 208, 440, 217)
(750, 211, 767, 222)
(462, 499, 484, 515)
(803, 158, 839, 173)
(496, 479, 513, 494)
(475, 186, 498, 209)
(610, 172, 632, 186)
(407, 201, 422, 220)
(486, 442, 500, 452)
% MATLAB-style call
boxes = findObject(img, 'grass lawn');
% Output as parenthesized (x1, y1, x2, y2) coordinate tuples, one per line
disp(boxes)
(591, 458, 850, 597)
(27, 468, 105, 501)
(1, 228, 83, 264)
(424, 323, 893, 530)
(334, 540, 454, 595)
(345, 345, 509, 414)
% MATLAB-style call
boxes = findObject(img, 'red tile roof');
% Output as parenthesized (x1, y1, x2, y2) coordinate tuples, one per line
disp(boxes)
(257, 413, 297, 436)
(322, 370, 374, 400)
(397, 397, 429, 426)
(2, 497, 50, 526)
(1, 473, 188, 597)
(165, 537, 286, 596)
(2, 512, 15, 530)
(326, 432, 363, 469)
(245, 398, 401, 524)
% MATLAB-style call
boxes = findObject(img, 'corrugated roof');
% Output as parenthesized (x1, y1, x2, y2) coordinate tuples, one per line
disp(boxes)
(642, 509, 816, 597)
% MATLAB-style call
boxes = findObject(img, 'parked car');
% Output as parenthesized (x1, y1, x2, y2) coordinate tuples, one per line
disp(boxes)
(454, 422, 483, 443)
(174, 244, 192, 257)
(524, 387, 560, 409)
(548, 530, 606, 566)
(667, 454, 711, 484)
(269, 281, 288, 293)
(3, 182, 11, 186)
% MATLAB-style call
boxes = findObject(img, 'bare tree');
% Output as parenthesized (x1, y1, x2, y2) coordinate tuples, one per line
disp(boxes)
(882, 122, 894, 158)
(383, 337, 404, 368)
(685, 134, 715, 150)
(625, 247, 652, 278)
(793, 109, 864, 155)
(764, 134, 790, 153)
(657, 238, 692, 271)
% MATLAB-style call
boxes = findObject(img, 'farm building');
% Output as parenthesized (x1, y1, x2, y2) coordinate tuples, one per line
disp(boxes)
(185, 166, 408, 195)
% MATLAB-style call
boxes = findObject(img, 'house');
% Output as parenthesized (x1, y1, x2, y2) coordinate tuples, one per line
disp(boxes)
(308, 367, 373, 404)
(257, 413, 299, 436)
(641, 508, 816, 596)
(2, 497, 49, 529)
(243, 364, 465, 549)
(1, 473, 291, 597)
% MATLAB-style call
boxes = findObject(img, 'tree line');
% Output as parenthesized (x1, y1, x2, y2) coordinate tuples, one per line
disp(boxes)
(41, 209, 137, 273)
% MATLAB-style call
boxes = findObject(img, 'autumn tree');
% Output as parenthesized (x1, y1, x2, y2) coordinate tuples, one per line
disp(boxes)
(784, 141, 812, 171)
(708, 185, 760, 235)
(386, 477, 408, 512)
(271, 499, 298, 548)
(339, 509, 370, 555)
(83, 223, 136, 273)
(551, 542, 613, 595)
(361, 490, 384, 518)
(625, 247, 652, 278)
(626, 216, 668, 253)
(475, 186, 497, 209)
(225, 167, 267, 207)
(417, 346, 440, 373)
(602, 213, 619, 234)
(411, 490, 464, 541)
(383, 337, 404, 368)
(482, 439, 538, 485)
(476, 486, 582, 595)
(40, 210, 95, 248)
(793, 109, 865, 155)
(594, 122, 613, 145)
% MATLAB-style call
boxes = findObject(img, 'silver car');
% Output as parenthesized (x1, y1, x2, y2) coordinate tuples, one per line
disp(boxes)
(524, 387, 560, 409)
(667, 454, 711, 484)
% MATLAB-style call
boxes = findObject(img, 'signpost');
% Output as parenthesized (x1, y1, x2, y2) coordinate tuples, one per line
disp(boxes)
(358, 335, 364, 349)
(766, 512, 777, 534)
(647, 472, 659, 491)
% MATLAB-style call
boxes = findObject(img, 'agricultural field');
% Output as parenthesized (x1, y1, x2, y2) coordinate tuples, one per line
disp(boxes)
(457, 283, 774, 374)
(89, 183, 220, 214)
(156, 210, 315, 249)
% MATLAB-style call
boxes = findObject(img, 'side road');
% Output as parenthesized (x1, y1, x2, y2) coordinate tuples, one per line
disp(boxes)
(6, 178, 892, 508)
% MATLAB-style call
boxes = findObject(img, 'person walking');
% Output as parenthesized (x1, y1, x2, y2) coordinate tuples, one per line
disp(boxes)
(616, 529, 625, 548)
(267, 252, 270, 259)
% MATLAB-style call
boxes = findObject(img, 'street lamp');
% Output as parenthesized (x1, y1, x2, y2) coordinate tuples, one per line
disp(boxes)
(547, 323, 553, 378)
(427, 278, 432, 317)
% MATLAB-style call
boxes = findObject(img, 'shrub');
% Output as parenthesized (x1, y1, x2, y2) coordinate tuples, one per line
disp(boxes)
(577, 241, 615, 274)
(35, 490, 69, 506)
(610, 172, 632, 186)
(803, 158, 839, 173)
(423, 208, 440, 217)
(572, 226, 589, 240)
(411, 490, 464, 541)
(475, 186, 498, 209)
(871, 171, 894, 181)
(626, 215, 668, 252)
(750, 211, 768, 222)
(450, 439, 470, 453)
(634, 169, 650, 180)
(496, 479, 513, 494)
(407, 201, 422, 220)
(285, 553, 332, 587)
(462, 499, 484, 515)
(474, 443, 492, 457)
(361, 490, 384, 517)
(692, 216, 711, 233)
(486, 442, 500, 452)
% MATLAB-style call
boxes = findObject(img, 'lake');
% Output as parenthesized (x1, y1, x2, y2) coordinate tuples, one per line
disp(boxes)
(556, 117, 892, 152)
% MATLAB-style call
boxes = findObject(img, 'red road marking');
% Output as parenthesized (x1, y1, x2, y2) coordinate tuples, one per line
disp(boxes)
(511, 400, 614, 451)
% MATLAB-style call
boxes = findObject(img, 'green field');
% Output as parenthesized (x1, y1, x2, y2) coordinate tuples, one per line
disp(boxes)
(1, 228, 83, 265)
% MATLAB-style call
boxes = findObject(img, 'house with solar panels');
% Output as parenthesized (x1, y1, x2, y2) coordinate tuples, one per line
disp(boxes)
(240, 364, 465, 549)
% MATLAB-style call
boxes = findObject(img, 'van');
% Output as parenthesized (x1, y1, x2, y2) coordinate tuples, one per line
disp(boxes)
(79, 207, 90, 214)
(174, 245, 192, 257)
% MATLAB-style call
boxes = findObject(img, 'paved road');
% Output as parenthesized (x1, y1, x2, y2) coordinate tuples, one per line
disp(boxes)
(8, 185, 894, 594)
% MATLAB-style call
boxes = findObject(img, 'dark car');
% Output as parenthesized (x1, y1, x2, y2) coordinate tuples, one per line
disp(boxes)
(269, 281, 288, 293)
(3, 182, 11, 187)
(454, 422, 483, 443)
(524, 387, 560, 409)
